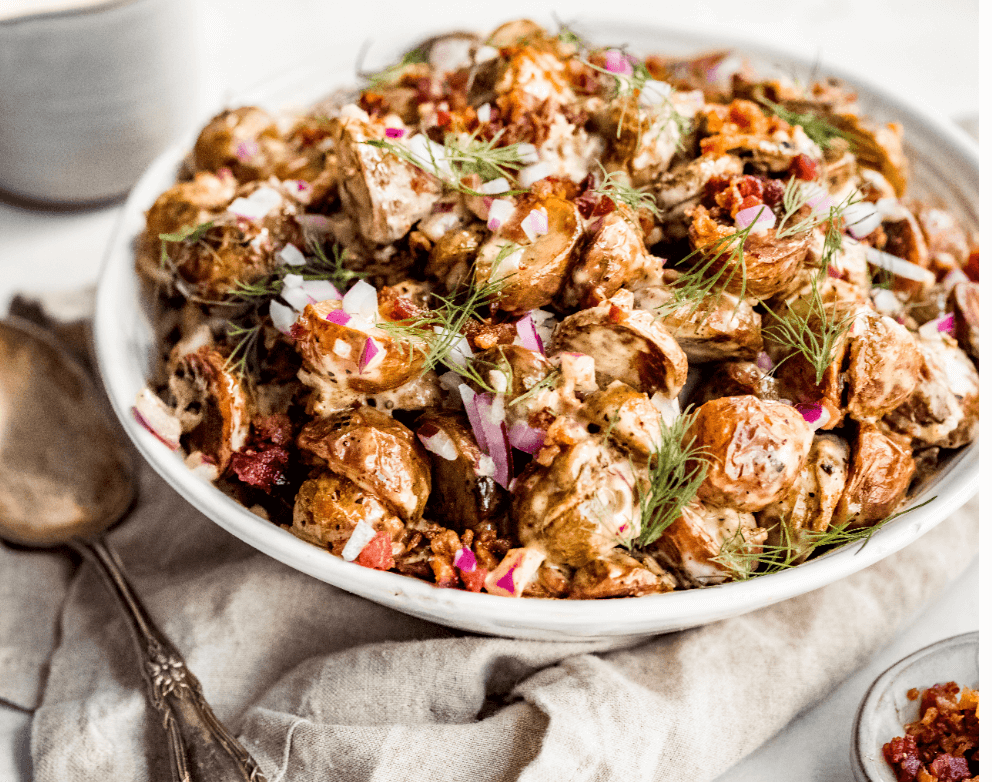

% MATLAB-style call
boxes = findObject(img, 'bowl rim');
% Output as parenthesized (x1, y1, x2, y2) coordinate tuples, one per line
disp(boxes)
(93, 21, 979, 638)
(850, 631, 979, 782)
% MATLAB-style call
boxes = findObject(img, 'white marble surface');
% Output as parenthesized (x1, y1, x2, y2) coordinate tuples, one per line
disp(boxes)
(0, 1, 978, 779)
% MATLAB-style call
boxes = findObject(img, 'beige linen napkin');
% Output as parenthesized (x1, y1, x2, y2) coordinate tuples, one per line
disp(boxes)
(0, 301, 979, 781)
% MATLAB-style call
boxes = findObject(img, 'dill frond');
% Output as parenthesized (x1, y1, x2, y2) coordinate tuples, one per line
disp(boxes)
(763, 284, 853, 385)
(159, 221, 215, 267)
(591, 165, 661, 220)
(756, 95, 853, 151)
(655, 217, 759, 320)
(376, 245, 517, 391)
(365, 130, 530, 196)
(631, 411, 708, 549)
(306, 240, 367, 291)
(711, 497, 937, 581)
(223, 322, 262, 378)
(582, 56, 690, 144)
(359, 43, 428, 88)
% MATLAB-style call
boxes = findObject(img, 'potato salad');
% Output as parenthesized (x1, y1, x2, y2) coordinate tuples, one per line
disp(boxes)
(134, 20, 979, 599)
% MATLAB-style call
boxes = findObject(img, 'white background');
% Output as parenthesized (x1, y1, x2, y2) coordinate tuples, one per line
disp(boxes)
(0, 0, 979, 779)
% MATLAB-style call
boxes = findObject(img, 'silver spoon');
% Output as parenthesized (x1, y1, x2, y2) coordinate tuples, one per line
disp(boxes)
(0, 317, 266, 782)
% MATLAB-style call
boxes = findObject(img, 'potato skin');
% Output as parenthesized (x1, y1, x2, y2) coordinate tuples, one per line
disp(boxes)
(292, 469, 403, 555)
(474, 194, 583, 314)
(686, 396, 814, 513)
(832, 423, 915, 529)
(293, 301, 425, 395)
(551, 292, 688, 398)
(513, 438, 639, 568)
(417, 412, 507, 531)
(297, 406, 431, 521)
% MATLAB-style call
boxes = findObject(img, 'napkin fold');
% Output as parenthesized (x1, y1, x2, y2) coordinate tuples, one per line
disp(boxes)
(0, 300, 979, 781)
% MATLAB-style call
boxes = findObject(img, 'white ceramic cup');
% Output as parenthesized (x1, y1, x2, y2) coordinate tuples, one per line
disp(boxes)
(0, 0, 199, 205)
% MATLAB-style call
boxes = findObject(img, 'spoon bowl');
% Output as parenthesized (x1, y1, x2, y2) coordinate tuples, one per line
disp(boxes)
(0, 317, 266, 782)
(0, 317, 135, 547)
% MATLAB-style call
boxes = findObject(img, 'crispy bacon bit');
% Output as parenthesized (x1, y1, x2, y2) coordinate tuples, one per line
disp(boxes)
(789, 153, 820, 181)
(356, 531, 395, 570)
(882, 682, 979, 782)
(229, 414, 294, 492)
(230, 447, 290, 492)
(460, 566, 488, 592)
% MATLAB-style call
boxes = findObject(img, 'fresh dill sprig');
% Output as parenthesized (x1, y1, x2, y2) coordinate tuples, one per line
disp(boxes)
(223, 322, 262, 378)
(655, 215, 760, 320)
(365, 130, 530, 196)
(763, 285, 853, 385)
(159, 221, 214, 267)
(711, 497, 937, 581)
(592, 165, 661, 220)
(630, 411, 708, 549)
(582, 55, 691, 144)
(762, 190, 862, 383)
(307, 240, 367, 291)
(376, 245, 517, 391)
(756, 95, 852, 151)
(776, 181, 861, 241)
(555, 21, 588, 50)
(358, 43, 428, 88)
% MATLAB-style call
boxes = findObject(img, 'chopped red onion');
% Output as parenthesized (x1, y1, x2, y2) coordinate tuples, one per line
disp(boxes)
(277, 243, 306, 266)
(755, 351, 774, 372)
(342, 279, 379, 320)
(132, 388, 181, 450)
(228, 186, 282, 221)
(453, 547, 477, 573)
(508, 422, 545, 454)
(471, 392, 512, 487)
(842, 201, 883, 239)
(418, 429, 458, 461)
(341, 520, 378, 561)
(280, 285, 311, 312)
(515, 314, 545, 353)
(359, 337, 381, 374)
(269, 300, 298, 334)
(459, 384, 485, 441)
(520, 208, 549, 243)
(299, 279, 341, 302)
(942, 268, 970, 289)
(235, 140, 258, 162)
(735, 203, 775, 232)
(604, 48, 634, 76)
(495, 565, 517, 594)
(325, 310, 352, 326)
(516, 143, 539, 164)
(385, 127, 405, 139)
(794, 402, 830, 429)
(433, 326, 473, 368)
(479, 177, 511, 195)
(919, 313, 956, 341)
(476, 103, 492, 123)
(864, 248, 933, 282)
(487, 198, 515, 231)
(518, 161, 552, 188)
(804, 185, 833, 217)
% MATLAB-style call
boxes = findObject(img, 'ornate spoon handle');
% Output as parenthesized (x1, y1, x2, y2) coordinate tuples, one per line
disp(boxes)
(72, 536, 267, 782)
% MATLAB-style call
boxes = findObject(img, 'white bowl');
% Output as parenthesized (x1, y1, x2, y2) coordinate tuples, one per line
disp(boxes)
(851, 632, 979, 782)
(93, 24, 979, 642)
